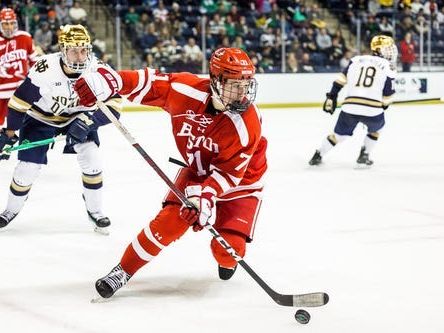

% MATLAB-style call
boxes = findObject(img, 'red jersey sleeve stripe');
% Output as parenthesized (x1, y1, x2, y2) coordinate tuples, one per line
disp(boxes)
(130, 68, 156, 104)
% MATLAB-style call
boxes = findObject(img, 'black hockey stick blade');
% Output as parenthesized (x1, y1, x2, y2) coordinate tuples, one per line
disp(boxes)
(238, 260, 329, 307)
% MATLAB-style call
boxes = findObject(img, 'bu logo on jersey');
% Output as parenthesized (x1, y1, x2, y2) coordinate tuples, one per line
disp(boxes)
(177, 121, 219, 153)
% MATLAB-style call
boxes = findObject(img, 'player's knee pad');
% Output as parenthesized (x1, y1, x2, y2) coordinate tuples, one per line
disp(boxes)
(75, 141, 102, 175)
(367, 132, 379, 141)
(148, 204, 190, 247)
(211, 230, 246, 268)
(11, 161, 41, 196)
(329, 133, 347, 146)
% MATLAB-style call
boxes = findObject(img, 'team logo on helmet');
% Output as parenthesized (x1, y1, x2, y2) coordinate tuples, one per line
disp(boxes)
(370, 35, 398, 66)
(58, 24, 92, 73)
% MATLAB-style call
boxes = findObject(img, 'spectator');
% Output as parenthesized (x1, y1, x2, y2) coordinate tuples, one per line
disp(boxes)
(209, 13, 226, 37)
(153, 1, 168, 23)
(200, 0, 218, 15)
(378, 16, 394, 36)
(47, 10, 60, 32)
(224, 15, 236, 39)
(55, 1, 70, 25)
(165, 38, 183, 69)
(139, 23, 159, 52)
(364, 15, 380, 41)
(34, 21, 53, 53)
(134, 13, 150, 40)
(329, 36, 345, 66)
(124, 6, 140, 33)
(423, 1, 439, 16)
(260, 27, 276, 47)
(21, 0, 39, 24)
(411, 0, 424, 14)
(299, 52, 315, 73)
(234, 15, 249, 36)
(316, 28, 332, 54)
(69, 1, 87, 25)
(183, 37, 203, 72)
(300, 27, 318, 53)
(232, 35, 246, 50)
(29, 13, 42, 36)
(399, 32, 416, 72)
(286, 52, 299, 73)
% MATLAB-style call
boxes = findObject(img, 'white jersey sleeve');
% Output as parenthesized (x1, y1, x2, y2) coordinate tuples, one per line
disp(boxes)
(340, 55, 396, 117)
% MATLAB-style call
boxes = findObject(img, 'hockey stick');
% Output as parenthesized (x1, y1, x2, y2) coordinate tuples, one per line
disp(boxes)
(1, 135, 66, 154)
(97, 101, 329, 308)
(393, 97, 443, 104)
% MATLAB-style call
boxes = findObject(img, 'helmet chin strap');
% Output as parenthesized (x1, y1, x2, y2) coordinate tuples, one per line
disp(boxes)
(210, 82, 226, 111)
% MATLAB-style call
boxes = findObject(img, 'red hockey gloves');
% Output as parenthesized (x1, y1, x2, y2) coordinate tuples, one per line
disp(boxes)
(180, 185, 216, 231)
(0, 128, 18, 160)
(322, 93, 337, 114)
(74, 67, 121, 107)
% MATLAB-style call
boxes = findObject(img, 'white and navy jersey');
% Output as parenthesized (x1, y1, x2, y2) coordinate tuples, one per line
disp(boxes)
(7, 52, 121, 129)
(336, 55, 396, 117)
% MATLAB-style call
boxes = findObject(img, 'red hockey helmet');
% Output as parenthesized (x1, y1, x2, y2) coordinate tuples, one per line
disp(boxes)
(0, 8, 18, 38)
(209, 48, 257, 113)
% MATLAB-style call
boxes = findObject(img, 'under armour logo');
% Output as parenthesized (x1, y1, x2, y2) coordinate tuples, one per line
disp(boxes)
(154, 232, 162, 241)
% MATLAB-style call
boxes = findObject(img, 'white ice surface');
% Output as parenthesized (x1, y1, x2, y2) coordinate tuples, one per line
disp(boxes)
(0, 105, 443, 332)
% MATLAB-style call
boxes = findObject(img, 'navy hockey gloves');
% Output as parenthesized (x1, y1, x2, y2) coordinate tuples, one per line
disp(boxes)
(0, 128, 18, 160)
(322, 93, 338, 114)
(66, 113, 98, 146)
(322, 93, 337, 114)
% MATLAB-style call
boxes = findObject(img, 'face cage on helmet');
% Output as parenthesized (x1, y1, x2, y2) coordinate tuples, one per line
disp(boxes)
(0, 20, 18, 38)
(61, 45, 93, 73)
(380, 44, 398, 68)
(211, 77, 258, 113)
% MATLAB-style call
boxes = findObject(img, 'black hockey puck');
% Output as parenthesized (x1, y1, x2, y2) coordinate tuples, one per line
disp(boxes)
(295, 309, 310, 324)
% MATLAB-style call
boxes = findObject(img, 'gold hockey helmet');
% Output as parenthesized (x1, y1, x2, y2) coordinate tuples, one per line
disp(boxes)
(58, 24, 92, 73)
(370, 35, 398, 65)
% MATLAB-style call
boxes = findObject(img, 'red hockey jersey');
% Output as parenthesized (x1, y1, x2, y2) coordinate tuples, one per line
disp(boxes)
(0, 30, 37, 99)
(119, 68, 267, 200)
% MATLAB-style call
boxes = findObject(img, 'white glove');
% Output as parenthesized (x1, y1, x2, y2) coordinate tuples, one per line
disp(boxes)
(180, 185, 217, 228)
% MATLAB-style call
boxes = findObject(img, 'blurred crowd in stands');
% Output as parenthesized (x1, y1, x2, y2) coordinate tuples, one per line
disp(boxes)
(3, 0, 444, 73)
(3, 0, 111, 66)
(115, 0, 444, 73)
(319, 0, 444, 71)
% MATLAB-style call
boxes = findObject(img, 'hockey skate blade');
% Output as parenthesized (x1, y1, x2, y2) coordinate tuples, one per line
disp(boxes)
(90, 296, 112, 303)
(94, 226, 110, 236)
(354, 163, 372, 170)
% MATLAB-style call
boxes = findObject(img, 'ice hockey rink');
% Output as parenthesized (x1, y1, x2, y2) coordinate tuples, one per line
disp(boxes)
(0, 104, 443, 333)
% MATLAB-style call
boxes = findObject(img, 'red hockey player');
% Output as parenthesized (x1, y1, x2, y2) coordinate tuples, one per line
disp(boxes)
(74, 47, 268, 298)
(0, 8, 37, 125)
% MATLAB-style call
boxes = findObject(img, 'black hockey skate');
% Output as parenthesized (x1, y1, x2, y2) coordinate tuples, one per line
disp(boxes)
(0, 210, 18, 228)
(218, 265, 237, 280)
(82, 195, 110, 234)
(309, 150, 322, 166)
(356, 147, 373, 166)
(95, 264, 132, 298)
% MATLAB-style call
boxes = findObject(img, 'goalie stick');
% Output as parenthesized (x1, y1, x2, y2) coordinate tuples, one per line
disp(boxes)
(97, 101, 329, 308)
